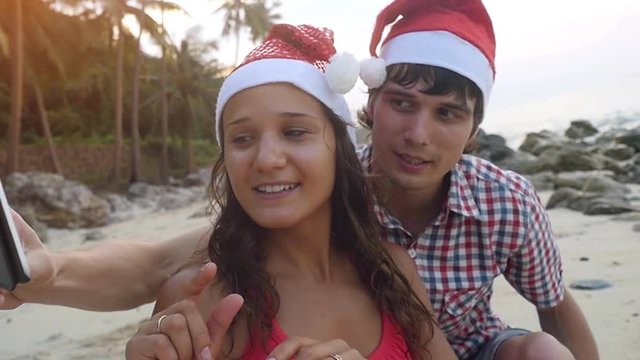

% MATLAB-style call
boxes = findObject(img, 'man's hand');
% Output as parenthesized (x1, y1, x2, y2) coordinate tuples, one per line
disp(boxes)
(0, 209, 56, 309)
(153, 262, 220, 314)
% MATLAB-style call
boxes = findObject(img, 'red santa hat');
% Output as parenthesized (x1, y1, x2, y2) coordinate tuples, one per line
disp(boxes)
(215, 24, 360, 145)
(360, 0, 496, 107)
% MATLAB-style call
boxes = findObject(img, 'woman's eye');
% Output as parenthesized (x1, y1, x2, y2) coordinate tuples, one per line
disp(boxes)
(230, 134, 252, 145)
(285, 129, 307, 137)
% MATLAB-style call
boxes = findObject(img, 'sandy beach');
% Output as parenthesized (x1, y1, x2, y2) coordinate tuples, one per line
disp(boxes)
(1, 188, 639, 359)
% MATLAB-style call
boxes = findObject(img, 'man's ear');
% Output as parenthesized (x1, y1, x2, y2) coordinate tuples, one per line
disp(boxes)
(365, 93, 378, 123)
(463, 127, 480, 154)
(469, 126, 480, 142)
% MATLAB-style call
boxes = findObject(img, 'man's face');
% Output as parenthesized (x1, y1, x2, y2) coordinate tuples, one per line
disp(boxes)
(369, 80, 476, 195)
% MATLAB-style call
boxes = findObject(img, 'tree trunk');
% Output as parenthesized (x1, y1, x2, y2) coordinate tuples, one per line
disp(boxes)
(33, 82, 62, 174)
(7, 0, 24, 174)
(130, 23, 143, 183)
(185, 97, 195, 175)
(112, 21, 125, 186)
(234, 26, 240, 66)
(160, 6, 169, 184)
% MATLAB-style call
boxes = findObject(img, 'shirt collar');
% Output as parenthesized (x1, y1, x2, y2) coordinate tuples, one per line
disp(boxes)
(446, 161, 482, 219)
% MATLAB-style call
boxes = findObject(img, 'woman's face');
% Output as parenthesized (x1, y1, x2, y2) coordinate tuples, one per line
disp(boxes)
(221, 83, 336, 230)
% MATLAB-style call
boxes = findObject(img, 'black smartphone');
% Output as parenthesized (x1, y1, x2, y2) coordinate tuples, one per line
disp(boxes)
(0, 180, 30, 291)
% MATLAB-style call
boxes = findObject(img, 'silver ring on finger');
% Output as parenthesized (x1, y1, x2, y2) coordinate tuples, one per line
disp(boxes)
(329, 355, 343, 360)
(156, 314, 169, 333)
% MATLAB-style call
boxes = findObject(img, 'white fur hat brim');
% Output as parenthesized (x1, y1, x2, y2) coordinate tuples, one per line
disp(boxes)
(215, 58, 353, 145)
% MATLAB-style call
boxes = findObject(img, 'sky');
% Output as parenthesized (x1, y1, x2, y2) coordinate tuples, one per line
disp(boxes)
(151, 0, 640, 145)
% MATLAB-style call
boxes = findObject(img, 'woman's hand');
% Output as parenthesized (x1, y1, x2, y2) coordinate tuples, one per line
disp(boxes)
(126, 262, 244, 360)
(127, 298, 211, 360)
(267, 337, 366, 360)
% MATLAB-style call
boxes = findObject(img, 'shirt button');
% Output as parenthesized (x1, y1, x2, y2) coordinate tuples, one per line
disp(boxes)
(408, 249, 417, 259)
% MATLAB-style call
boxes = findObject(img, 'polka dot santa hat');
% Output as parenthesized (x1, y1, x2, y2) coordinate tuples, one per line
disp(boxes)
(215, 24, 360, 145)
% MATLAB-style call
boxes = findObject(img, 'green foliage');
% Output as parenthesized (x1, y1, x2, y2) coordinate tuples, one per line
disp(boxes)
(144, 136, 219, 168)
(0, 0, 282, 182)
(47, 107, 85, 138)
(192, 139, 220, 167)
(0, 0, 226, 154)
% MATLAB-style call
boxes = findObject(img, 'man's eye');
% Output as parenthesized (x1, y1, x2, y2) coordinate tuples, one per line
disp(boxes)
(438, 108, 459, 120)
(391, 99, 413, 110)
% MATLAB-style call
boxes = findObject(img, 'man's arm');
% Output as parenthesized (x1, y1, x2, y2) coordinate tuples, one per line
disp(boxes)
(504, 180, 598, 359)
(538, 288, 599, 360)
(1, 209, 211, 311)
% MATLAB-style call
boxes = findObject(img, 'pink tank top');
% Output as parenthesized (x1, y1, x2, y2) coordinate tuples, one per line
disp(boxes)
(242, 311, 411, 359)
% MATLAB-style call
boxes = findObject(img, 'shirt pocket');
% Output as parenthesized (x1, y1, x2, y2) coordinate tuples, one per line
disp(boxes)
(440, 286, 490, 336)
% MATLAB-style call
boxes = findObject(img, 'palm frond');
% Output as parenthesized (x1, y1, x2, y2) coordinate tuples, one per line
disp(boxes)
(244, 0, 281, 43)
(140, 0, 187, 17)
(25, 5, 68, 79)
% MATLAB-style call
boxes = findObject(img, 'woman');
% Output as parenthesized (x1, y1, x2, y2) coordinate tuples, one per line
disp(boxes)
(126, 24, 456, 360)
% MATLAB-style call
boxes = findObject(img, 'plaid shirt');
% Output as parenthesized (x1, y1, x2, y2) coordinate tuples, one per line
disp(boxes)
(358, 145, 565, 359)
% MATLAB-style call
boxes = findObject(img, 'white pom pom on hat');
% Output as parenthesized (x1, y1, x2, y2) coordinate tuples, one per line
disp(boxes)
(359, 57, 387, 89)
(325, 52, 360, 94)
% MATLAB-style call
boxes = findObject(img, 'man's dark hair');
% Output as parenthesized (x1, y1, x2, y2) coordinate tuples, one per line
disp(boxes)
(358, 63, 485, 134)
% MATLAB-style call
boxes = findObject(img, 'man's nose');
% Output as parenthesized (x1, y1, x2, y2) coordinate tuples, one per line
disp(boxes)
(403, 113, 432, 146)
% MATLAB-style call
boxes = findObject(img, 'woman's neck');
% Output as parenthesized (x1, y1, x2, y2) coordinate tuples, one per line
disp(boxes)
(263, 213, 340, 283)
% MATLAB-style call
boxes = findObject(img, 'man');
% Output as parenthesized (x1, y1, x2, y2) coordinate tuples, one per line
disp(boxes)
(352, 1, 597, 359)
(1, 1, 597, 359)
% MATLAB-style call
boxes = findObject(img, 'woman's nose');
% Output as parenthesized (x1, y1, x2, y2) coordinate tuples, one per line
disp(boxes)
(254, 134, 287, 171)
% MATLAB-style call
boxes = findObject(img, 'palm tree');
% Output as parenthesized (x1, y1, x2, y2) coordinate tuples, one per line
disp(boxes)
(244, 0, 281, 43)
(20, 0, 76, 175)
(79, 0, 130, 186)
(113, 16, 125, 185)
(32, 80, 62, 173)
(1, 0, 90, 175)
(159, 1, 169, 183)
(172, 31, 223, 174)
(7, 0, 24, 174)
(127, 0, 183, 183)
(130, 10, 144, 183)
(216, 0, 281, 65)
(74, 0, 179, 186)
